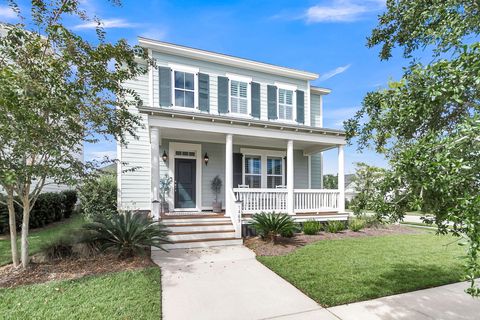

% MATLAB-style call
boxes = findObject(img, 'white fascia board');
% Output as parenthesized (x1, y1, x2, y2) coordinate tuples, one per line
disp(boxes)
(275, 82, 298, 91)
(138, 37, 319, 81)
(148, 116, 346, 145)
(310, 86, 332, 95)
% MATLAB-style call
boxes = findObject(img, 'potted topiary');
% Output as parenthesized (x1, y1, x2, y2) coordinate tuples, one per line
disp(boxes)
(159, 174, 173, 214)
(211, 175, 223, 213)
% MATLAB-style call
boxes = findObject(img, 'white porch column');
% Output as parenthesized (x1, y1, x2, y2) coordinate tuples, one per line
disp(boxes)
(287, 140, 294, 215)
(151, 127, 161, 219)
(225, 134, 233, 217)
(338, 144, 345, 212)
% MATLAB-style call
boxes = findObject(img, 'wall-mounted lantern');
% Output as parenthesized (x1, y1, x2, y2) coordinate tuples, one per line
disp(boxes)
(162, 150, 168, 162)
(204, 152, 209, 166)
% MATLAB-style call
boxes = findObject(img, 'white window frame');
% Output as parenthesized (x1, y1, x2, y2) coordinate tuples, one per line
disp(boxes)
(275, 82, 297, 123)
(169, 63, 199, 111)
(241, 148, 286, 188)
(266, 156, 285, 188)
(243, 155, 262, 188)
(227, 73, 252, 117)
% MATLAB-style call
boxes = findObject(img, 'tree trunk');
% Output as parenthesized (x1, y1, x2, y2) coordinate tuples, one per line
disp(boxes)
(20, 195, 31, 269)
(6, 189, 19, 268)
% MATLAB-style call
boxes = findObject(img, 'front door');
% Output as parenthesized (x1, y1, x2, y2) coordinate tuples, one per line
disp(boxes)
(174, 158, 196, 209)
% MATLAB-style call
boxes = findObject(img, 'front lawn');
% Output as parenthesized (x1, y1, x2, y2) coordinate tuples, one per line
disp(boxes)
(0, 214, 85, 266)
(0, 267, 161, 319)
(258, 232, 465, 307)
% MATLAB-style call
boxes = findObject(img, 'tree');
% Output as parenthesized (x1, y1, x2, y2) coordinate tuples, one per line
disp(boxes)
(349, 163, 386, 216)
(0, 1, 149, 268)
(345, 0, 480, 295)
(322, 174, 338, 189)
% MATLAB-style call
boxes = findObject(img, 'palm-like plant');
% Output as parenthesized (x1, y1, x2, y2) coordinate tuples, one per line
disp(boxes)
(251, 212, 297, 243)
(83, 211, 171, 258)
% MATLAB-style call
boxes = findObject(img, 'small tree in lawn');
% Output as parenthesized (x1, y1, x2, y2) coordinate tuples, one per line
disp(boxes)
(0, 1, 151, 269)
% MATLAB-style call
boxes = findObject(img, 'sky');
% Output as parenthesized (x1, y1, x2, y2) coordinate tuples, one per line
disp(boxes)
(0, 0, 411, 174)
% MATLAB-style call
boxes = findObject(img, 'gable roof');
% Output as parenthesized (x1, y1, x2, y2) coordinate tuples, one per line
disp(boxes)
(138, 37, 319, 81)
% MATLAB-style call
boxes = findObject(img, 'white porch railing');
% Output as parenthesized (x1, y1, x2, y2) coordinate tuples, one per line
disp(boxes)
(228, 190, 243, 238)
(294, 189, 338, 213)
(233, 188, 340, 214)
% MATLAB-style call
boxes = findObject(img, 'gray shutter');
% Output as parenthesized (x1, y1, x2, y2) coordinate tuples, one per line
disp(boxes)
(267, 85, 277, 120)
(296, 90, 305, 124)
(218, 76, 229, 114)
(251, 82, 260, 118)
(159, 67, 172, 107)
(198, 73, 210, 112)
(233, 153, 243, 188)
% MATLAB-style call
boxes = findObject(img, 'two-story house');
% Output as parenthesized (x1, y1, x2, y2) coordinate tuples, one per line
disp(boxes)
(119, 37, 347, 249)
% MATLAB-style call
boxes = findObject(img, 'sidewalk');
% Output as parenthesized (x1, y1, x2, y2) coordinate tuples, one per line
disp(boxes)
(328, 281, 480, 320)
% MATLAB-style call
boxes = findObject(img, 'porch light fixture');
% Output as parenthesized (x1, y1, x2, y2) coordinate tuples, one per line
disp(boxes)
(162, 150, 168, 162)
(204, 152, 209, 166)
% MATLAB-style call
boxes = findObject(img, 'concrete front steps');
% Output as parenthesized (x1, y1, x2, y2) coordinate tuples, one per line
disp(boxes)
(160, 215, 243, 250)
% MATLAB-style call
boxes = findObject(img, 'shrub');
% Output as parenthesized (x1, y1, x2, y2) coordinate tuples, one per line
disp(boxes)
(325, 220, 345, 233)
(359, 214, 384, 228)
(62, 190, 78, 218)
(251, 212, 296, 243)
(349, 218, 366, 232)
(303, 220, 321, 235)
(79, 175, 117, 221)
(82, 211, 171, 258)
(39, 229, 97, 261)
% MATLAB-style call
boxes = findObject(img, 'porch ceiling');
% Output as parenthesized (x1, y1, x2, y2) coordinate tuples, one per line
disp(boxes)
(159, 127, 336, 153)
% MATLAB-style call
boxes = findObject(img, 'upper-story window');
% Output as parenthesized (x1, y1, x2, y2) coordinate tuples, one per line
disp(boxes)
(230, 80, 248, 114)
(174, 71, 195, 108)
(278, 88, 294, 120)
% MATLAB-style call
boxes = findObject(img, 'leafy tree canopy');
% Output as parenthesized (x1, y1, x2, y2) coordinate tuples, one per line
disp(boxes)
(345, 0, 480, 295)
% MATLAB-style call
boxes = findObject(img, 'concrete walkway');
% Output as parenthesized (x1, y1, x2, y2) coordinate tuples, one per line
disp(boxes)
(328, 281, 480, 320)
(153, 246, 480, 320)
(152, 245, 337, 320)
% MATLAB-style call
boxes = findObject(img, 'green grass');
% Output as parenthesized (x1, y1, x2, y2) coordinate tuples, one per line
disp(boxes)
(0, 214, 85, 266)
(0, 267, 161, 320)
(258, 232, 465, 307)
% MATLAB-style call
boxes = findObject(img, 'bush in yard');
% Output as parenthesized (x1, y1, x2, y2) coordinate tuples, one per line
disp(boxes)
(62, 190, 78, 219)
(325, 221, 345, 233)
(82, 211, 171, 258)
(251, 212, 296, 243)
(79, 175, 117, 221)
(303, 220, 321, 235)
(39, 229, 96, 261)
(349, 219, 366, 232)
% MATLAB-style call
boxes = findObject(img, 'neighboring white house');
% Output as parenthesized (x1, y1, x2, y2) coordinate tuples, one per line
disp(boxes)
(119, 37, 348, 248)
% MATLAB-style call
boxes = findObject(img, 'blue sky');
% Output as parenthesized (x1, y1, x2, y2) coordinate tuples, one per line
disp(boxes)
(1, 0, 410, 174)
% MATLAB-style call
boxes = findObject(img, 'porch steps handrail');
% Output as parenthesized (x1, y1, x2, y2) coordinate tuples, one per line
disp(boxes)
(228, 190, 242, 238)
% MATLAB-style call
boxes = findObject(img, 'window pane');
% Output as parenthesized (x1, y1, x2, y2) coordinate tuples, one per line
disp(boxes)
(185, 91, 194, 108)
(231, 81, 239, 97)
(239, 98, 248, 114)
(239, 82, 247, 98)
(245, 175, 261, 188)
(245, 156, 261, 174)
(279, 105, 285, 119)
(267, 158, 282, 174)
(285, 105, 293, 120)
(184, 72, 194, 90)
(231, 97, 239, 113)
(174, 71, 184, 89)
(267, 176, 283, 188)
(279, 89, 285, 104)
(175, 90, 184, 106)
(285, 90, 293, 104)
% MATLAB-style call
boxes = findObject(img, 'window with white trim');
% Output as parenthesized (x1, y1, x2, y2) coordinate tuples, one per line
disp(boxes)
(244, 156, 261, 188)
(267, 157, 283, 188)
(174, 71, 195, 108)
(278, 88, 293, 120)
(230, 80, 248, 114)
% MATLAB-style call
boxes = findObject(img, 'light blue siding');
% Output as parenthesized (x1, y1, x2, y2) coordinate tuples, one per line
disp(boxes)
(310, 93, 322, 127)
(311, 153, 323, 188)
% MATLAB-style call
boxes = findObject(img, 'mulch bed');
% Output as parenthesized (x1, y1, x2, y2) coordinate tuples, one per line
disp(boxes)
(245, 224, 421, 256)
(0, 254, 155, 289)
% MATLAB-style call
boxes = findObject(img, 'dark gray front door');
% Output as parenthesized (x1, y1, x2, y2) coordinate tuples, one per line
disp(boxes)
(174, 158, 196, 209)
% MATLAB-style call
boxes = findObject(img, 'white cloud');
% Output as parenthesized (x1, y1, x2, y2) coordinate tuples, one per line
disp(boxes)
(86, 150, 117, 161)
(318, 64, 351, 81)
(305, 0, 384, 23)
(0, 5, 17, 20)
(72, 18, 139, 30)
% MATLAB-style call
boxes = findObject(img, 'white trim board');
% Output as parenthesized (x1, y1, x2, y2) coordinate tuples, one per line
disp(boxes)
(168, 142, 202, 212)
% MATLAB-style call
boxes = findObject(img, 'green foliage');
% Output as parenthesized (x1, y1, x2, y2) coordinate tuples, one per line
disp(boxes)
(82, 211, 171, 258)
(349, 219, 366, 232)
(325, 221, 345, 233)
(159, 174, 173, 203)
(0, 267, 161, 319)
(0, 191, 78, 232)
(210, 175, 222, 202)
(79, 175, 117, 221)
(345, 0, 480, 295)
(303, 220, 321, 235)
(251, 212, 296, 243)
(322, 174, 338, 189)
(349, 163, 385, 215)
